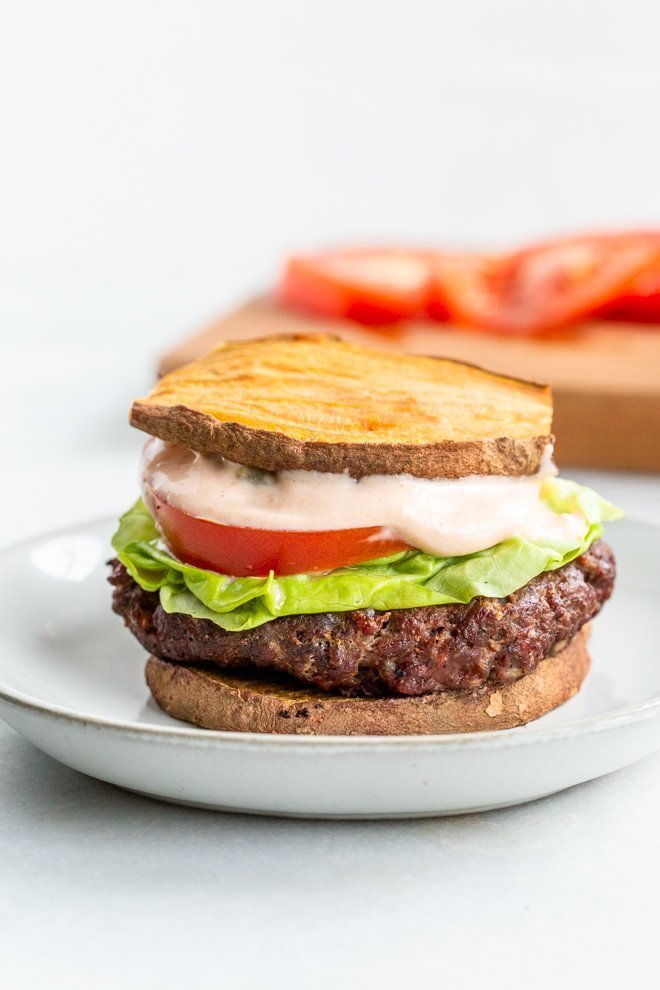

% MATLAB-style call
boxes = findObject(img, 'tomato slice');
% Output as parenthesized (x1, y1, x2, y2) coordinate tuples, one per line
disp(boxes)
(433, 235, 660, 334)
(509, 233, 660, 332)
(278, 250, 432, 324)
(595, 249, 660, 322)
(278, 234, 660, 334)
(144, 487, 411, 577)
(429, 251, 516, 330)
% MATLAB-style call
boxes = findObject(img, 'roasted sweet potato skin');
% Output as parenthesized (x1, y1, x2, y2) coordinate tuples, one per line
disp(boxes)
(130, 405, 550, 478)
(131, 335, 553, 479)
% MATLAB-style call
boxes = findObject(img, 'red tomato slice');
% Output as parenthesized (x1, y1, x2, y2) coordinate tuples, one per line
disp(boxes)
(418, 250, 453, 321)
(278, 250, 432, 324)
(432, 234, 660, 334)
(509, 233, 660, 331)
(278, 234, 660, 333)
(429, 251, 516, 330)
(144, 487, 411, 577)
(594, 250, 660, 322)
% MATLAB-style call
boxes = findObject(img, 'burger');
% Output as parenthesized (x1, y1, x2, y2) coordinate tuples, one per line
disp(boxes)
(109, 334, 620, 734)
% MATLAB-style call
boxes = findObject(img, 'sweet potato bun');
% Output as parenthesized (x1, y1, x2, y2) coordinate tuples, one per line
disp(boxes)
(131, 335, 552, 479)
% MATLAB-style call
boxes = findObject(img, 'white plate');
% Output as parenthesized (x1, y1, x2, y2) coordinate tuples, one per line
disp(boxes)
(0, 517, 658, 818)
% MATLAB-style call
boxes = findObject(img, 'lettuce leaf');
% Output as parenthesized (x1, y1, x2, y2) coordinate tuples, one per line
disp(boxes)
(111, 478, 621, 632)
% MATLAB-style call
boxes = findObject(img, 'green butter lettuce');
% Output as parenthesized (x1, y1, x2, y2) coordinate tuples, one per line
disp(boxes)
(111, 479, 621, 632)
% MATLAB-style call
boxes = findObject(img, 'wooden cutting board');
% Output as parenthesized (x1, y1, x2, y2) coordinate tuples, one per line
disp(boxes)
(159, 296, 660, 471)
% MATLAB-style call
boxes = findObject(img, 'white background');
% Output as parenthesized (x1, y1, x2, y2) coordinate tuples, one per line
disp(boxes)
(2, 0, 660, 356)
(2, 3, 660, 988)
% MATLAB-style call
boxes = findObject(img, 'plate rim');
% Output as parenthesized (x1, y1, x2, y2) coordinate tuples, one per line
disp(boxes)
(0, 513, 658, 753)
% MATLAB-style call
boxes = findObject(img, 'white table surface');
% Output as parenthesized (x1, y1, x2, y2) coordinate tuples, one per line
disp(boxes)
(1, 340, 659, 989)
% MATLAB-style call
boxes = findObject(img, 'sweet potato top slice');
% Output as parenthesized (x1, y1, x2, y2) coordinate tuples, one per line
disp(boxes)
(130, 335, 552, 478)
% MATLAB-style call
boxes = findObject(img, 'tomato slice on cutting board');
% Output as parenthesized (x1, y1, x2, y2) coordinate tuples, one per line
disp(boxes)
(278, 234, 660, 333)
(279, 250, 433, 324)
(597, 282, 660, 322)
(510, 232, 660, 331)
(433, 234, 660, 334)
(427, 252, 516, 330)
(594, 240, 660, 321)
(144, 486, 411, 577)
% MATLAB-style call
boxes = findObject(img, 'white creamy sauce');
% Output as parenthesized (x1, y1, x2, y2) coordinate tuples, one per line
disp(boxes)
(141, 439, 587, 557)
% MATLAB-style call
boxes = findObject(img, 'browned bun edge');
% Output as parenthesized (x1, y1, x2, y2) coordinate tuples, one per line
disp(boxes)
(132, 334, 553, 478)
(130, 404, 550, 479)
(145, 626, 590, 736)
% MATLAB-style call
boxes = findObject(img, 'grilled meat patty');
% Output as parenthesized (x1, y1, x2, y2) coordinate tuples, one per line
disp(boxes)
(109, 540, 615, 697)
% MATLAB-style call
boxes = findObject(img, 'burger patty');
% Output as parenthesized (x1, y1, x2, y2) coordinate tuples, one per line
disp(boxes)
(109, 540, 615, 697)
